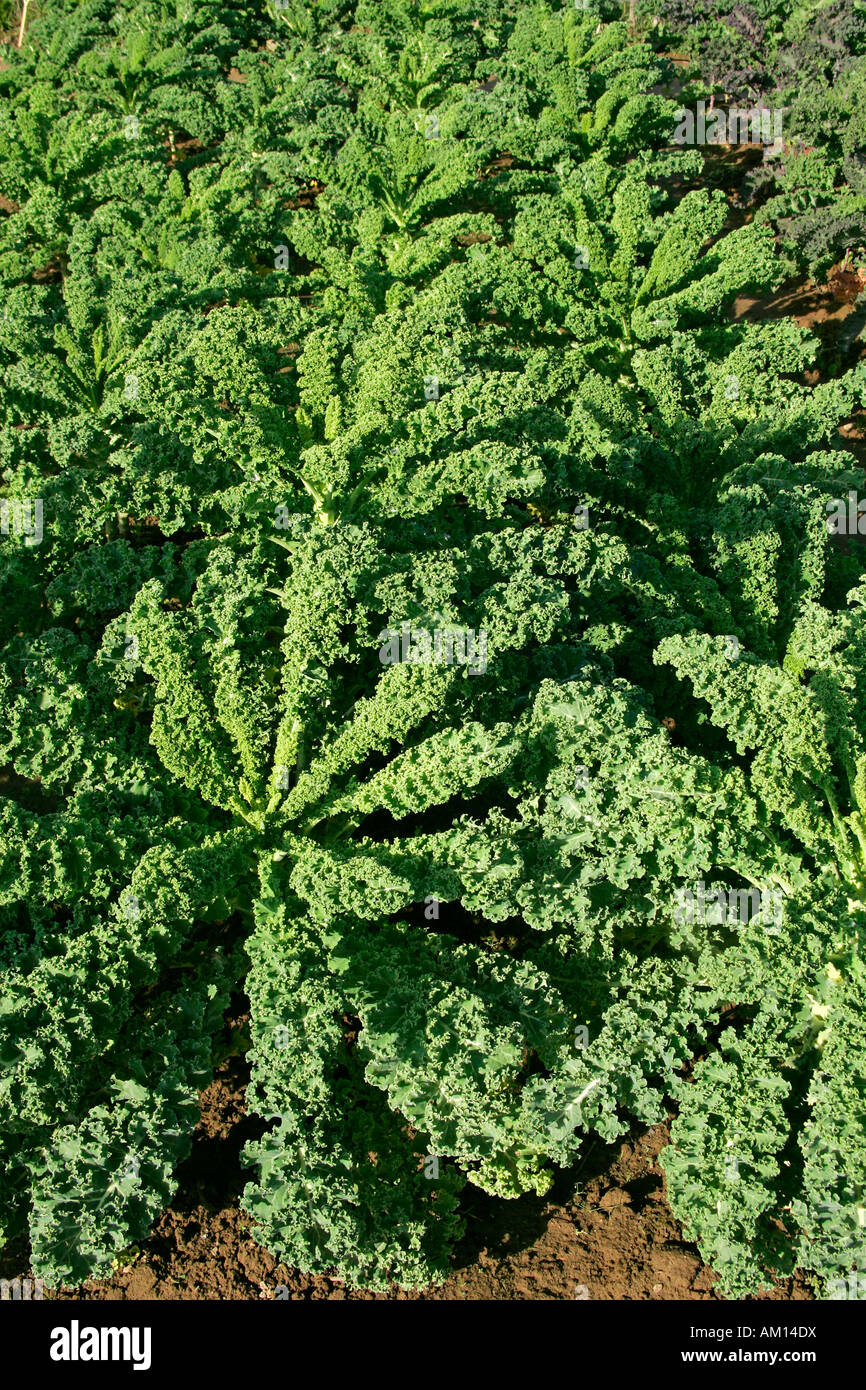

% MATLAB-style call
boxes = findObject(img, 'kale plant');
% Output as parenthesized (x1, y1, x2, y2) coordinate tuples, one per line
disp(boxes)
(2, 0, 866, 1302)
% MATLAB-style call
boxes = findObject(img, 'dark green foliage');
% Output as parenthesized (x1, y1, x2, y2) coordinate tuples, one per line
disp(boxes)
(648, 0, 866, 277)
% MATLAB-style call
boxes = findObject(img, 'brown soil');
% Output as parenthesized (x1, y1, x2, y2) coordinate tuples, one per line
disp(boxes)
(733, 274, 866, 339)
(838, 413, 866, 466)
(2, 1052, 812, 1303)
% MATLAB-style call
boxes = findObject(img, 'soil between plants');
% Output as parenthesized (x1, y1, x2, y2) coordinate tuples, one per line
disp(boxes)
(3, 1048, 811, 1302)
